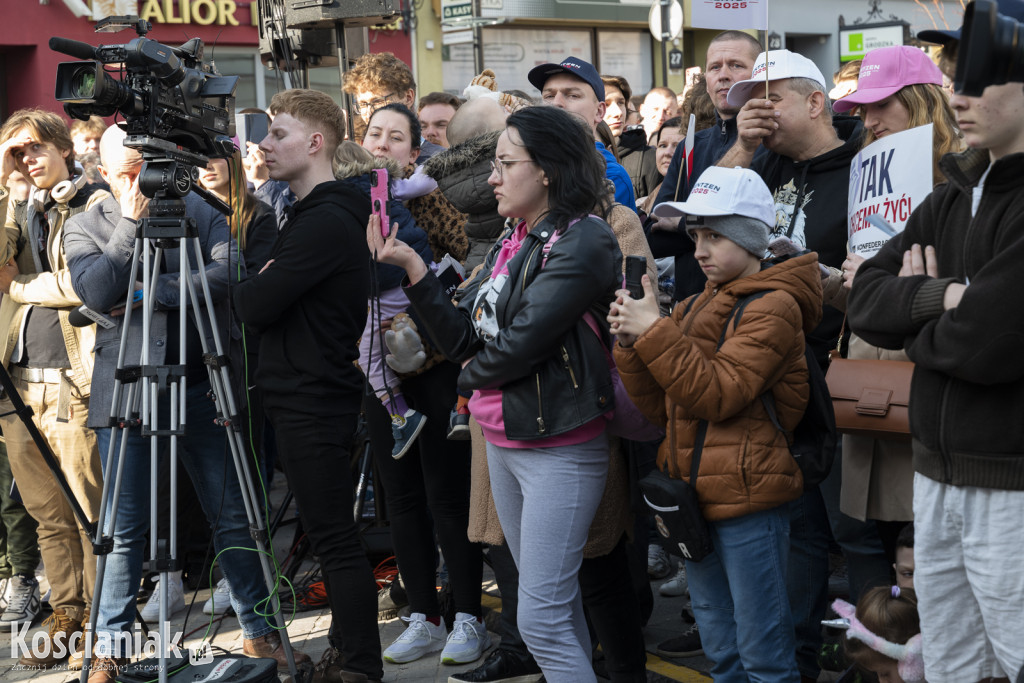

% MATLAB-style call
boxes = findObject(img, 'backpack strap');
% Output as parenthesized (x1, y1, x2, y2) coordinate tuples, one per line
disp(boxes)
(674, 290, 771, 485)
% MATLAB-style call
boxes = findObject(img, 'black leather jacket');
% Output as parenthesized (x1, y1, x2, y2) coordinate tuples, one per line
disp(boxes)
(404, 215, 622, 441)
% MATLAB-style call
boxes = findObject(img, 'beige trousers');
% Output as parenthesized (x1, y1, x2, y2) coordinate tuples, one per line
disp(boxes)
(0, 375, 102, 622)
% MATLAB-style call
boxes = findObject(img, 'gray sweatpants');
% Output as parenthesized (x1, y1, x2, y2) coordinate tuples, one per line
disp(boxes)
(486, 433, 609, 683)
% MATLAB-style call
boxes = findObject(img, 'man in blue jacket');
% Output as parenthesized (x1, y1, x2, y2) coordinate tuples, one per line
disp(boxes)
(528, 56, 638, 213)
(65, 126, 310, 683)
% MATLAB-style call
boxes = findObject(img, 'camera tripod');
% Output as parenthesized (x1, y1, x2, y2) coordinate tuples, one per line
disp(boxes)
(79, 164, 302, 683)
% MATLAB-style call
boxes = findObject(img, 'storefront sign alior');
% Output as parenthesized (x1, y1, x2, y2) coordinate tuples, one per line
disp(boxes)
(135, 0, 243, 26)
(839, 21, 905, 62)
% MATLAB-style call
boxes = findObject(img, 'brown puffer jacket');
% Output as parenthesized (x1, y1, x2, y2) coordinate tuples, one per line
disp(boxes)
(614, 252, 823, 521)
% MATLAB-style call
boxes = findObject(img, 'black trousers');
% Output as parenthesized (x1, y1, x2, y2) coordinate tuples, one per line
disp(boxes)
(266, 406, 383, 680)
(364, 361, 482, 618)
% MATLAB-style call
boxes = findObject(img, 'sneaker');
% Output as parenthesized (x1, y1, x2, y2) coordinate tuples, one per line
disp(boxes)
(0, 573, 41, 628)
(440, 612, 490, 665)
(203, 577, 233, 615)
(383, 612, 447, 664)
(647, 543, 672, 580)
(391, 409, 427, 460)
(139, 572, 186, 623)
(655, 621, 703, 658)
(447, 409, 471, 440)
(18, 606, 82, 667)
(447, 647, 542, 682)
(659, 563, 688, 597)
(0, 576, 10, 612)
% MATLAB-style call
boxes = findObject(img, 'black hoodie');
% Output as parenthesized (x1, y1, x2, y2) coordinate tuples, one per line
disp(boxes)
(233, 180, 370, 414)
(754, 115, 864, 366)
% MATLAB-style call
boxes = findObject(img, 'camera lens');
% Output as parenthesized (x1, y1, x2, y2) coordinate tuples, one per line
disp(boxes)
(70, 67, 97, 99)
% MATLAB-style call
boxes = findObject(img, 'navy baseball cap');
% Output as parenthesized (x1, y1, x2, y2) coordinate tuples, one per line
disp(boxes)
(528, 56, 605, 100)
(918, 0, 1024, 44)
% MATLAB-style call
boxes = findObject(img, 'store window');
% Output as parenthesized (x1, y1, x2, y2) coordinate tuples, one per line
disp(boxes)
(441, 27, 652, 97)
(209, 47, 343, 111)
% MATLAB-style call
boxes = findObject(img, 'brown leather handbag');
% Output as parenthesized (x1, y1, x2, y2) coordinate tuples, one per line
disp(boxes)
(825, 326, 913, 441)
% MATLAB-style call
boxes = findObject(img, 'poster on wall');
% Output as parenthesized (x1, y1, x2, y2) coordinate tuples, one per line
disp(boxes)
(846, 124, 933, 258)
(442, 28, 593, 95)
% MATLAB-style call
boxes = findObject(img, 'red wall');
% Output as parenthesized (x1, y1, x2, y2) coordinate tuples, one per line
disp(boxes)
(1, 2, 412, 120)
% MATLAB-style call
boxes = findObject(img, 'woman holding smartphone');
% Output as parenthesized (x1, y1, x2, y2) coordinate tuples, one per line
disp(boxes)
(368, 105, 622, 682)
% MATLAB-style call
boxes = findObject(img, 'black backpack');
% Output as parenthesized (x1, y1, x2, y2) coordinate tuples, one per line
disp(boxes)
(700, 290, 837, 490)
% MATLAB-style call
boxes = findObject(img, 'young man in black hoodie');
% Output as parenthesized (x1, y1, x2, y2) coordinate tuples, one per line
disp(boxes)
(716, 49, 889, 683)
(233, 89, 384, 683)
(849, 31, 1024, 682)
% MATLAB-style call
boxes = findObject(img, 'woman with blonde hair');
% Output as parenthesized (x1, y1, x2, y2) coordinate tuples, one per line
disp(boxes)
(830, 45, 965, 564)
(198, 147, 277, 274)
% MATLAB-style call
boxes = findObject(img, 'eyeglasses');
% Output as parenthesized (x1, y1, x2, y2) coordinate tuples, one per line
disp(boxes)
(355, 92, 397, 115)
(489, 158, 535, 179)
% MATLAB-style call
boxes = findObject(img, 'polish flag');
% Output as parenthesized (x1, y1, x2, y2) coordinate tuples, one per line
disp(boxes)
(691, 0, 768, 30)
(684, 113, 695, 184)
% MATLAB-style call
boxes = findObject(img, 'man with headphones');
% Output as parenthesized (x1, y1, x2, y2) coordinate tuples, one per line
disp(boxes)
(0, 109, 109, 667)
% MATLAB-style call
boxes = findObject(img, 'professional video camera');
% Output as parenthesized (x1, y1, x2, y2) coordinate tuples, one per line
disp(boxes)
(955, 0, 1024, 96)
(50, 14, 237, 182)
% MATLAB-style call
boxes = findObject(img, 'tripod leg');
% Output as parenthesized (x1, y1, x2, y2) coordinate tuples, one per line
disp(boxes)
(178, 236, 302, 679)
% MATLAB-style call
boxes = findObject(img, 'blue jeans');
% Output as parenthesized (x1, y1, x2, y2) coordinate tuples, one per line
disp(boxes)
(685, 506, 798, 683)
(94, 380, 273, 655)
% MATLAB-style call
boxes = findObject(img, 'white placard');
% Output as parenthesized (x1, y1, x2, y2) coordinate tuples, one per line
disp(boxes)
(847, 124, 934, 258)
(691, 0, 768, 30)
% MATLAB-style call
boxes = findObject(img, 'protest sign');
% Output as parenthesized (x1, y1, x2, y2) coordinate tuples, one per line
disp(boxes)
(847, 124, 934, 257)
(691, 0, 768, 30)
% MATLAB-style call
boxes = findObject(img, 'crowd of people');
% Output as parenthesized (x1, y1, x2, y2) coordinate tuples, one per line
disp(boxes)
(1, 3, 1023, 683)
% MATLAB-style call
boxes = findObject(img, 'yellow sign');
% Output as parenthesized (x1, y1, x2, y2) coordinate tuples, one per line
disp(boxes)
(139, 0, 240, 26)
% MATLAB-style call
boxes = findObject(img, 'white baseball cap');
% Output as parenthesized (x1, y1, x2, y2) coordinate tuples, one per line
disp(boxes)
(652, 166, 775, 227)
(726, 50, 828, 108)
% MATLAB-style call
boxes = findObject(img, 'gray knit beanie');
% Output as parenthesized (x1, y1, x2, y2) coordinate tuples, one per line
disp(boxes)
(687, 214, 771, 258)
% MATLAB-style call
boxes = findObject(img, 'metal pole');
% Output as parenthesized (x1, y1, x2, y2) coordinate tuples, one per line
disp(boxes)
(473, 0, 484, 74)
(660, 0, 671, 87)
(335, 22, 355, 141)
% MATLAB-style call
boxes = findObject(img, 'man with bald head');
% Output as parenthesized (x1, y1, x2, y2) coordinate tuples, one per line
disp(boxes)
(65, 126, 310, 683)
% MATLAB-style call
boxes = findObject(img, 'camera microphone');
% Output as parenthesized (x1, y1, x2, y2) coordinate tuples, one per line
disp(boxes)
(68, 305, 116, 330)
(49, 37, 100, 61)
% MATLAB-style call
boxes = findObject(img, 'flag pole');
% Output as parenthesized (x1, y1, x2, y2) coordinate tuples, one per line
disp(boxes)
(764, 0, 770, 98)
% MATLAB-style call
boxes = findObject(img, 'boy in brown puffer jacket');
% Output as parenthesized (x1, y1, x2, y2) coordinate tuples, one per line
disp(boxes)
(609, 165, 822, 682)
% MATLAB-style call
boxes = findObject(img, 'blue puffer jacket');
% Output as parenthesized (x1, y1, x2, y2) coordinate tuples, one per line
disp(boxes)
(341, 166, 433, 289)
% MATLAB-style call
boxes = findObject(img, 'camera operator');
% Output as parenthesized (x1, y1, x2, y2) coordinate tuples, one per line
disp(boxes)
(0, 109, 108, 663)
(63, 125, 310, 683)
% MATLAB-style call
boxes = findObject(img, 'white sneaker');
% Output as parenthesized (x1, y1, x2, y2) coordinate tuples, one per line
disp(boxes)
(0, 577, 10, 612)
(140, 572, 186, 623)
(659, 563, 688, 597)
(203, 577, 233, 615)
(0, 574, 40, 627)
(383, 612, 447, 664)
(440, 612, 490, 665)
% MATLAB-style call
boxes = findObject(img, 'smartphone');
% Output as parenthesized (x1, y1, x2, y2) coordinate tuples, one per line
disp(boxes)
(624, 255, 647, 299)
(370, 169, 390, 238)
(236, 113, 270, 158)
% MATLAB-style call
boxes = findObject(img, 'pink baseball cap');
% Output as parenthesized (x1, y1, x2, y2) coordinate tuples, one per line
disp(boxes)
(832, 46, 943, 113)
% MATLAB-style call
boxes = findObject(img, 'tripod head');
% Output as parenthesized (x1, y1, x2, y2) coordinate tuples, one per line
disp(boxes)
(128, 135, 230, 218)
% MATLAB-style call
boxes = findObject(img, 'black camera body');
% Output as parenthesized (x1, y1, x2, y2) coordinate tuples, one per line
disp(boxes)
(51, 16, 237, 163)
(956, 0, 1024, 96)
